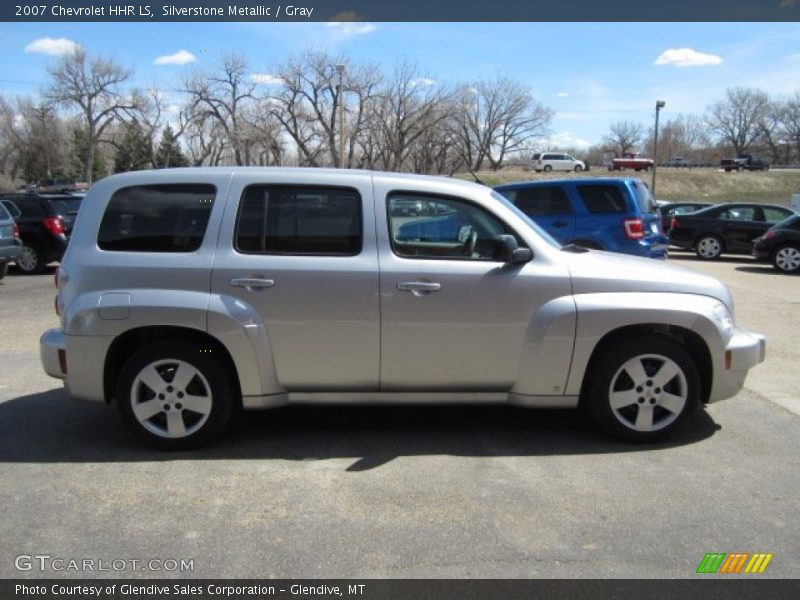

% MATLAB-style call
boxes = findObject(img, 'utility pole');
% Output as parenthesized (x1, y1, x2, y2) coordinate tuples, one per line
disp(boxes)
(652, 100, 665, 196)
(336, 63, 345, 168)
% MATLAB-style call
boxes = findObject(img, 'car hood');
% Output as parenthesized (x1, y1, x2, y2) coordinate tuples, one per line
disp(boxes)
(562, 249, 734, 313)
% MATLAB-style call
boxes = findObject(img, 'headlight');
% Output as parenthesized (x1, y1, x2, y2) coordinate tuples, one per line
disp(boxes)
(712, 302, 734, 337)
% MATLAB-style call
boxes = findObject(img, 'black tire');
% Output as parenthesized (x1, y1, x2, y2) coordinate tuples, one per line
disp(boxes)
(772, 243, 800, 274)
(16, 244, 46, 274)
(574, 164, 583, 172)
(583, 336, 701, 442)
(695, 234, 724, 260)
(116, 339, 236, 450)
(0, 262, 7, 280)
(543, 164, 552, 172)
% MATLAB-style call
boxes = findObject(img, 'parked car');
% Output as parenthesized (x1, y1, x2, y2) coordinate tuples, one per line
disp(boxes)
(0, 201, 22, 280)
(494, 177, 668, 258)
(664, 157, 693, 168)
(532, 153, 586, 173)
(40, 168, 765, 448)
(752, 214, 800, 273)
(658, 201, 713, 234)
(721, 155, 770, 172)
(669, 202, 795, 259)
(37, 179, 90, 194)
(610, 153, 654, 172)
(0, 193, 83, 274)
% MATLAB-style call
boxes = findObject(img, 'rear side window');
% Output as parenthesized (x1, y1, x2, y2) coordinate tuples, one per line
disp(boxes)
(235, 185, 361, 255)
(0, 204, 9, 220)
(98, 184, 216, 252)
(577, 185, 627, 214)
(514, 186, 572, 217)
(0, 200, 21, 219)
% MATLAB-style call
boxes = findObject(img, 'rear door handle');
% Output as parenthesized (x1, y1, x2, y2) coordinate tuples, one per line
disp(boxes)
(230, 278, 275, 292)
(397, 281, 441, 295)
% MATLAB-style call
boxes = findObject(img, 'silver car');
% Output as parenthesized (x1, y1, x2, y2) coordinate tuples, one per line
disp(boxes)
(0, 201, 22, 280)
(40, 168, 765, 449)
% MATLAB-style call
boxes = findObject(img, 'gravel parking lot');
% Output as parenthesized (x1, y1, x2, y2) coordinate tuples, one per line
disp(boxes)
(0, 253, 798, 579)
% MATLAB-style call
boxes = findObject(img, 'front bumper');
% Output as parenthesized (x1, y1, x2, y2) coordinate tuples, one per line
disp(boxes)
(708, 327, 766, 403)
(40, 328, 66, 380)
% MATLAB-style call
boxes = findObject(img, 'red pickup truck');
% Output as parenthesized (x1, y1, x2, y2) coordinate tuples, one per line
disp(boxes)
(609, 153, 654, 172)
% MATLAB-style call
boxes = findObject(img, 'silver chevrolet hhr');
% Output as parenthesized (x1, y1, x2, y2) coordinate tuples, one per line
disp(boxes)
(40, 168, 765, 449)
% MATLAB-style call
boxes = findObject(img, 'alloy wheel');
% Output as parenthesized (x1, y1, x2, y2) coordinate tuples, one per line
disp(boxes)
(607, 354, 688, 433)
(775, 246, 800, 272)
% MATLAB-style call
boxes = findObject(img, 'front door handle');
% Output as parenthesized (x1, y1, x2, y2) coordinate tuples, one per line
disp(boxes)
(397, 281, 441, 295)
(230, 278, 275, 292)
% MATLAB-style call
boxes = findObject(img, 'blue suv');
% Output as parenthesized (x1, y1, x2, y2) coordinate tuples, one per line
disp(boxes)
(494, 178, 668, 259)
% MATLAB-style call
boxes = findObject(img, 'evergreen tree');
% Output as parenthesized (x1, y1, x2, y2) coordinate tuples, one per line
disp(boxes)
(113, 123, 151, 173)
(68, 126, 105, 183)
(155, 125, 188, 168)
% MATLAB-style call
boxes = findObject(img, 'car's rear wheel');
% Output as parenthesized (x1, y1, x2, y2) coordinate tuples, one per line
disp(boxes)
(773, 244, 800, 273)
(585, 336, 700, 442)
(543, 164, 552, 172)
(16, 244, 46, 274)
(695, 235, 723, 260)
(116, 339, 236, 449)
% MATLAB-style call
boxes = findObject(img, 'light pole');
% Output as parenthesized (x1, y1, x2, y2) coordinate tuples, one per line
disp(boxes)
(651, 100, 666, 196)
(335, 63, 345, 168)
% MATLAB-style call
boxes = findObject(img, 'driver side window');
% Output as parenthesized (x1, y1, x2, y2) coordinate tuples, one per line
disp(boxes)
(388, 192, 521, 260)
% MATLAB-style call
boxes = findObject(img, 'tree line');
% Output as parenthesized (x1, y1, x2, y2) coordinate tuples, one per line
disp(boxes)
(586, 88, 800, 167)
(1, 47, 799, 189)
(0, 48, 553, 187)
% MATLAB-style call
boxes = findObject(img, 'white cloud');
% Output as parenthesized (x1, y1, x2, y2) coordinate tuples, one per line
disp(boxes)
(154, 50, 197, 66)
(544, 132, 591, 149)
(251, 73, 284, 85)
(411, 78, 437, 86)
(25, 37, 80, 56)
(555, 91, 569, 98)
(654, 48, 723, 67)
(786, 52, 800, 61)
(326, 21, 377, 38)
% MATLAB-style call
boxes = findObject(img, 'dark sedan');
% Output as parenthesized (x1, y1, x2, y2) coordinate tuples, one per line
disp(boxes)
(669, 202, 795, 260)
(753, 214, 800, 273)
(658, 201, 712, 233)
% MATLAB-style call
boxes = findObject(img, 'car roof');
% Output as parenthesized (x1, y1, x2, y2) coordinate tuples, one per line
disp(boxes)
(92, 167, 490, 195)
(494, 177, 637, 189)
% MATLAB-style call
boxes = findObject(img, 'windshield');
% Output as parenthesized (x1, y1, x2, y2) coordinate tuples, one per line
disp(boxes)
(490, 190, 561, 249)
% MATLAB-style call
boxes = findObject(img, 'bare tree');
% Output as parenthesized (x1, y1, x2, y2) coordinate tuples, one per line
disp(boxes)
(707, 87, 771, 156)
(181, 54, 258, 166)
(361, 61, 452, 171)
(603, 120, 645, 156)
(270, 50, 381, 168)
(781, 92, 800, 163)
(46, 48, 135, 184)
(451, 76, 553, 171)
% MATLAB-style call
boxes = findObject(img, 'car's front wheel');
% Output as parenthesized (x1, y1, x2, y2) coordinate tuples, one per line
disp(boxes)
(695, 235, 724, 260)
(574, 164, 583, 172)
(773, 244, 800, 273)
(585, 336, 701, 442)
(116, 340, 236, 449)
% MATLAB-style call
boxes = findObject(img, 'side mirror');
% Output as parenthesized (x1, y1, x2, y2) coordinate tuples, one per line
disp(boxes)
(493, 234, 533, 264)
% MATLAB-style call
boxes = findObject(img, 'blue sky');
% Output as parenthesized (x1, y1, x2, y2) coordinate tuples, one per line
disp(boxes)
(2, 21, 800, 147)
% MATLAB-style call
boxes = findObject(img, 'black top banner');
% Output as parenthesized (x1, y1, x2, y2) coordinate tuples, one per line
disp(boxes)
(3, 0, 800, 22)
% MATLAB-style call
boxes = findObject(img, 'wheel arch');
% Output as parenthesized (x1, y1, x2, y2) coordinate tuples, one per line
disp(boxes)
(578, 323, 713, 406)
(103, 326, 241, 406)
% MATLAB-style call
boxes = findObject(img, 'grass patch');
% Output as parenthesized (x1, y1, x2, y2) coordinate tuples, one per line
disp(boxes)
(456, 168, 800, 205)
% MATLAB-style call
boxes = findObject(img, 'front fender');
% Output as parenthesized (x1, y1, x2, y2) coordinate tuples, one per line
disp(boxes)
(565, 292, 728, 396)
